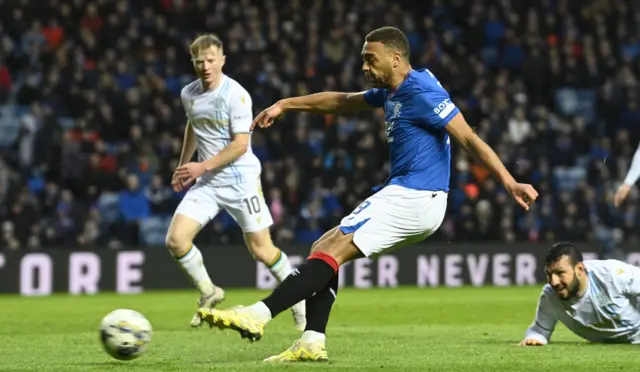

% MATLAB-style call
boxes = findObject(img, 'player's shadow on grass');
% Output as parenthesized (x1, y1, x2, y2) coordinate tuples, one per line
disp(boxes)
(78, 360, 216, 366)
(79, 352, 267, 367)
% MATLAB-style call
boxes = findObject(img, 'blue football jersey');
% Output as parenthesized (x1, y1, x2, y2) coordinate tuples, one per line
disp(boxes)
(363, 69, 459, 192)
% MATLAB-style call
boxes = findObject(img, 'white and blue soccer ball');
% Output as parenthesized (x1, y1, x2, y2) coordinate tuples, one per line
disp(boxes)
(99, 309, 152, 361)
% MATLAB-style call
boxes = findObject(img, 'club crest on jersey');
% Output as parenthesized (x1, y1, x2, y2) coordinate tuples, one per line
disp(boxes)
(595, 292, 609, 305)
(212, 97, 225, 110)
(384, 101, 402, 142)
(393, 101, 402, 118)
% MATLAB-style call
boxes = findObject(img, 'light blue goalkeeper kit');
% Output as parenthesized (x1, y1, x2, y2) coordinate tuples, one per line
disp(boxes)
(525, 259, 640, 344)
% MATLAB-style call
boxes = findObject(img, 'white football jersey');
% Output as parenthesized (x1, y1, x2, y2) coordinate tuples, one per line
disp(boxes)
(525, 259, 640, 344)
(180, 75, 261, 186)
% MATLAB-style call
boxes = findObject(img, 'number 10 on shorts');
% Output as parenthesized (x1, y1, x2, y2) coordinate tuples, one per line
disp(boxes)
(243, 196, 262, 215)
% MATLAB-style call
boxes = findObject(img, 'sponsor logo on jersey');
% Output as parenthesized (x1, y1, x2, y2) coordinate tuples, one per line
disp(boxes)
(232, 114, 251, 121)
(190, 118, 229, 127)
(433, 98, 455, 119)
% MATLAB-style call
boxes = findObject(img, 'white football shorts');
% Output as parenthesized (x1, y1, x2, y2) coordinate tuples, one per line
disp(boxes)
(174, 177, 273, 233)
(338, 184, 447, 257)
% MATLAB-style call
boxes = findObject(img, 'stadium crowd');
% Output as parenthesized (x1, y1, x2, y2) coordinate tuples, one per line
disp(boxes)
(0, 0, 639, 250)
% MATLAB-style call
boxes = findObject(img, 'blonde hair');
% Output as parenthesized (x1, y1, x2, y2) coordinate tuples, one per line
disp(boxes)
(189, 34, 224, 57)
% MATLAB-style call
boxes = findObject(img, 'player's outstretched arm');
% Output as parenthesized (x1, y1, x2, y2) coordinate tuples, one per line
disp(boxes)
(251, 91, 373, 130)
(519, 290, 557, 346)
(445, 113, 538, 210)
(614, 142, 640, 207)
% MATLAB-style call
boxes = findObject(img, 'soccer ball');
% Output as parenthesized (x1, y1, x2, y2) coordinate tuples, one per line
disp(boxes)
(99, 309, 152, 361)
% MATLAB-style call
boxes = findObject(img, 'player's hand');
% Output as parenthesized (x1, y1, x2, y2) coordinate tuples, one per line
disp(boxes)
(171, 170, 187, 192)
(614, 183, 632, 207)
(506, 182, 539, 211)
(251, 101, 284, 131)
(518, 338, 545, 346)
(175, 162, 206, 188)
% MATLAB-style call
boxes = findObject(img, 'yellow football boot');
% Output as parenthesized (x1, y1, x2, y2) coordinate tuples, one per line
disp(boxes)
(197, 306, 265, 342)
(263, 339, 328, 362)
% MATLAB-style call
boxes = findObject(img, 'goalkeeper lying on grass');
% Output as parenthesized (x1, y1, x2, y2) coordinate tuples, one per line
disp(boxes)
(521, 242, 640, 346)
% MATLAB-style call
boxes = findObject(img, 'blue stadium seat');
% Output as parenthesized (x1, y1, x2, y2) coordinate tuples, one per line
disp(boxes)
(98, 192, 121, 225)
(139, 216, 171, 246)
(553, 167, 587, 192)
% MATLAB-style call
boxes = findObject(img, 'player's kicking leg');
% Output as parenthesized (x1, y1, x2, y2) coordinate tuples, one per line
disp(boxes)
(166, 184, 225, 327)
(259, 228, 341, 362)
(198, 185, 448, 361)
(197, 226, 353, 346)
(261, 227, 342, 361)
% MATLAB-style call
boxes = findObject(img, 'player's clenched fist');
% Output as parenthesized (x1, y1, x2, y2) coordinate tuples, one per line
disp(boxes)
(613, 183, 631, 207)
(506, 182, 539, 211)
(251, 101, 284, 131)
(519, 338, 545, 346)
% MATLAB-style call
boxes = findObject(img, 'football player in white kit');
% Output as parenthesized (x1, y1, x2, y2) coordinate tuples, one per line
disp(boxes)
(521, 242, 640, 346)
(166, 34, 305, 331)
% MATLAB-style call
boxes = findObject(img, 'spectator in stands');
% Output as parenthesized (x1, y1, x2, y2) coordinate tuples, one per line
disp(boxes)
(117, 174, 150, 244)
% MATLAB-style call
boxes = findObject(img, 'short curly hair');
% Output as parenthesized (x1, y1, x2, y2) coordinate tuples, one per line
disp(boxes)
(364, 27, 410, 60)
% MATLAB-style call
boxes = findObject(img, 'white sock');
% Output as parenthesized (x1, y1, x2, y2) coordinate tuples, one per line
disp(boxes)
(176, 245, 215, 296)
(247, 301, 273, 323)
(268, 250, 292, 282)
(301, 330, 326, 344)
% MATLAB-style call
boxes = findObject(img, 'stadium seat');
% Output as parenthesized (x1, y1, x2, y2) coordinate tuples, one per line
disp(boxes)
(98, 192, 121, 225)
(139, 216, 171, 246)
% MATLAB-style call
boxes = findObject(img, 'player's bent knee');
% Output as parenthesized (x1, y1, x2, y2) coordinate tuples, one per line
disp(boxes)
(165, 233, 192, 257)
(165, 214, 202, 257)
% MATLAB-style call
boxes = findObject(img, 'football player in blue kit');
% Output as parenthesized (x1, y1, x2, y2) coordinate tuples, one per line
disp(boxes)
(197, 26, 539, 362)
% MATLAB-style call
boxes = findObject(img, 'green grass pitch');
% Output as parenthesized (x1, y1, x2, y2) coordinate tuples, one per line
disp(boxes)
(0, 286, 635, 371)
